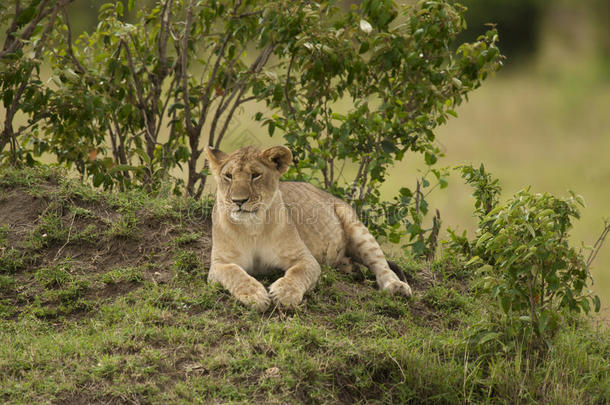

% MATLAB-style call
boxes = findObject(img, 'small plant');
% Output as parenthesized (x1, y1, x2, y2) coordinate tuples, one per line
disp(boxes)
(69, 206, 96, 219)
(73, 224, 100, 244)
(106, 210, 139, 239)
(472, 189, 600, 349)
(422, 285, 467, 312)
(0, 225, 9, 246)
(0, 275, 15, 293)
(35, 264, 72, 289)
(56, 280, 90, 304)
(452, 165, 605, 351)
(173, 232, 202, 247)
(101, 266, 144, 284)
(447, 164, 502, 257)
(30, 209, 69, 247)
(0, 248, 26, 274)
(173, 250, 200, 274)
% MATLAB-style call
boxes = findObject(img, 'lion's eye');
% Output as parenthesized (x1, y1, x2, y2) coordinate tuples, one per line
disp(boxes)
(223, 173, 232, 180)
(251, 172, 262, 180)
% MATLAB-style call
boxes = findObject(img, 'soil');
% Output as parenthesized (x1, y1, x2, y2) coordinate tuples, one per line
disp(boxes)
(0, 178, 212, 314)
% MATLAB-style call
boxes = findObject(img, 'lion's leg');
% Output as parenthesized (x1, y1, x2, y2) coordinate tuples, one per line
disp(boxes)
(208, 262, 270, 311)
(269, 255, 321, 307)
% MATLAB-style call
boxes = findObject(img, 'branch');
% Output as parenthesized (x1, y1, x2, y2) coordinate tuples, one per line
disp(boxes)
(350, 158, 367, 201)
(120, 39, 157, 151)
(213, 85, 248, 149)
(232, 10, 263, 18)
(207, 44, 248, 141)
(0, 0, 72, 58)
(156, 64, 180, 140)
(210, 43, 275, 147)
(157, 0, 171, 75)
(357, 157, 371, 202)
(60, 6, 86, 74)
(197, 30, 233, 137)
(586, 219, 610, 270)
(181, 0, 195, 135)
(3, 0, 62, 144)
(284, 52, 297, 117)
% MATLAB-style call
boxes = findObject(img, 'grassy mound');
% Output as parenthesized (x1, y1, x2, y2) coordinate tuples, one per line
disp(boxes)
(0, 167, 608, 404)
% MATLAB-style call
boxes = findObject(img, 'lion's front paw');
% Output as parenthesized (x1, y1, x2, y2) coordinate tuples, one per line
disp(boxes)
(234, 278, 271, 311)
(383, 279, 412, 297)
(269, 278, 304, 307)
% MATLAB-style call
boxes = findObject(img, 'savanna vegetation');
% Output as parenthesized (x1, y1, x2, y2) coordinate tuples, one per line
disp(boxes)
(0, 166, 608, 403)
(1, 0, 609, 403)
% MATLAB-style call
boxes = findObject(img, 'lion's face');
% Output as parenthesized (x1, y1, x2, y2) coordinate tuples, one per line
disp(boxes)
(205, 146, 292, 223)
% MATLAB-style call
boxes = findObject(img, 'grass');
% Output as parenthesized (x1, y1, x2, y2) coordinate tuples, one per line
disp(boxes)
(0, 165, 608, 404)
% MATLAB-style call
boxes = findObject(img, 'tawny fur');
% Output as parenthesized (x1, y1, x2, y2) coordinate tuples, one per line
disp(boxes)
(205, 145, 412, 310)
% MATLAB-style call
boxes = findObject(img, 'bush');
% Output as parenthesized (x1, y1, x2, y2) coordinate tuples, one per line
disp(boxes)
(1, 0, 503, 254)
(453, 165, 602, 351)
(258, 0, 502, 253)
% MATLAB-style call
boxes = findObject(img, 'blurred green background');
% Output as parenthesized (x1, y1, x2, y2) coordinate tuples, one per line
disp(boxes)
(23, 0, 610, 321)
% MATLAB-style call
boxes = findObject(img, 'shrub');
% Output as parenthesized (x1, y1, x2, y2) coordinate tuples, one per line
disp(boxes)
(1, 0, 503, 254)
(454, 165, 602, 351)
(258, 0, 501, 253)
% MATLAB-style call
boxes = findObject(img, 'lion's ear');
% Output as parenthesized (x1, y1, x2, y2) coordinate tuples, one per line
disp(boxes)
(260, 146, 292, 175)
(204, 146, 228, 171)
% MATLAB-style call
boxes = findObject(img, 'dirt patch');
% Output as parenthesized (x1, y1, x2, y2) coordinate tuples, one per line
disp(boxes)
(0, 178, 212, 315)
(0, 191, 47, 227)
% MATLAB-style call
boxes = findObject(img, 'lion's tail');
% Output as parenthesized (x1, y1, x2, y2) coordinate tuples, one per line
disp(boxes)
(333, 201, 409, 292)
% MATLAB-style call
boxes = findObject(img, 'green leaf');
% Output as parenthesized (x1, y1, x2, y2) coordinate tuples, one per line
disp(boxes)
(477, 331, 500, 346)
(134, 148, 151, 165)
(424, 152, 437, 165)
(109, 164, 140, 174)
(359, 41, 370, 54)
(381, 140, 398, 154)
(465, 256, 481, 266)
(594, 295, 601, 312)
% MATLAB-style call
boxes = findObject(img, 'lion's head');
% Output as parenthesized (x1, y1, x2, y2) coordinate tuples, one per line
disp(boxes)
(205, 145, 293, 223)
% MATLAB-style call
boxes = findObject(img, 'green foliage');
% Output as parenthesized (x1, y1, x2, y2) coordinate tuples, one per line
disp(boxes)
(100, 266, 144, 284)
(0, 165, 608, 404)
(35, 264, 73, 289)
(457, 163, 502, 220)
(0, 275, 15, 293)
(455, 165, 600, 351)
(0, 0, 61, 166)
(2, 1, 501, 253)
(456, 0, 544, 61)
(0, 248, 27, 274)
(173, 250, 200, 274)
(257, 0, 501, 253)
(173, 231, 203, 247)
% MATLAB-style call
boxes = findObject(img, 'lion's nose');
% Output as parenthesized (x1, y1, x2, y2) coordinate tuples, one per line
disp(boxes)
(232, 197, 249, 207)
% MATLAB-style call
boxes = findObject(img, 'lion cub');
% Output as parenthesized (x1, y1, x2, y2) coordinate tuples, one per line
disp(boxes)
(205, 145, 412, 310)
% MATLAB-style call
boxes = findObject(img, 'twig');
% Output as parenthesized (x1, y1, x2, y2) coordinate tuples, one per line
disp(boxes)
(60, 6, 86, 74)
(388, 353, 406, 383)
(197, 1, 242, 136)
(212, 43, 275, 147)
(284, 53, 297, 117)
(426, 209, 441, 262)
(586, 219, 610, 269)
(54, 213, 76, 262)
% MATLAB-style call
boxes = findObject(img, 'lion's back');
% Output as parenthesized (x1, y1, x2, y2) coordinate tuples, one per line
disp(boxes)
(279, 182, 348, 266)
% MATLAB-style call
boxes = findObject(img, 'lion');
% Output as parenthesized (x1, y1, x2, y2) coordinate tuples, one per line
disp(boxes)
(205, 145, 412, 311)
